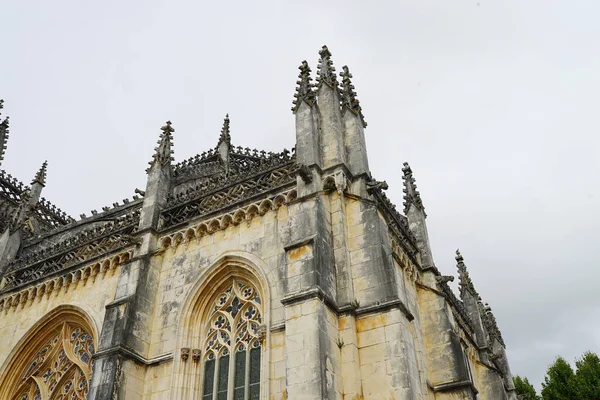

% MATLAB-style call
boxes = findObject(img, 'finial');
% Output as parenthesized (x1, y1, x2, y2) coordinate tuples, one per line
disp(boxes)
(291, 61, 316, 113)
(340, 65, 367, 127)
(32, 161, 48, 186)
(147, 120, 175, 172)
(0, 100, 10, 165)
(456, 249, 478, 297)
(402, 162, 426, 216)
(217, 114, 231, 148)
(316, 45, 338, 89)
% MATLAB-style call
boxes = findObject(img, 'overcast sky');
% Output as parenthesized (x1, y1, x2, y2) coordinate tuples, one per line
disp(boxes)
(2, 0, 599, 391)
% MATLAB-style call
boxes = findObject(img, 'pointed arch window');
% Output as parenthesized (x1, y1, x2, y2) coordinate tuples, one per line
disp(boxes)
(201, 278, 263, 400)
(10, 322, 94, 400)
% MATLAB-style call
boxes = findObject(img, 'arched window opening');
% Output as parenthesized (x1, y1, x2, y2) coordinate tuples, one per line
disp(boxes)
(201, 278, 262, 400)
(8, 321, 94, 400)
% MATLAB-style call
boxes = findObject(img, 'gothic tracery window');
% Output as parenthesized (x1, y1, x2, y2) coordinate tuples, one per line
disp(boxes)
(11, 322, 94, 400)
(202, 278, 262, 400)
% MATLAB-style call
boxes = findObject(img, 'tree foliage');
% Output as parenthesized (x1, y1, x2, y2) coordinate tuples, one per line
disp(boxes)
(512, 351, 600, 400)
(573, 351, 600, 399)
(541, 356, 576, 400)
(513, 375, 538, 399)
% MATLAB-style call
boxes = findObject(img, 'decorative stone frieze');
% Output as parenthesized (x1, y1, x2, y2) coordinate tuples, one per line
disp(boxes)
(0, 248, 132, 312)
(158, 189, 297, 251)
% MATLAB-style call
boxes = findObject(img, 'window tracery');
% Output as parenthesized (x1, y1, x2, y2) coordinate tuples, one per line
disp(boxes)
(201, 278, 263, 400)
(11, 322, 94, 400)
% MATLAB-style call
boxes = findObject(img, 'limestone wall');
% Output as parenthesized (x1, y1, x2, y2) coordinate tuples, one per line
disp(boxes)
(0, 190, 511, 399)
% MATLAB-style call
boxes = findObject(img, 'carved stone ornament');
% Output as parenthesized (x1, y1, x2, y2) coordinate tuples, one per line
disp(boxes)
(334, 171, 347, 195)
(366, 177, 388, 194)
(181, 347, 190, 362)
(257, 324, 267, 344)
(192, 348, 201, 363)
(298, 164, 312, 184)
(436, 275, 455, 285)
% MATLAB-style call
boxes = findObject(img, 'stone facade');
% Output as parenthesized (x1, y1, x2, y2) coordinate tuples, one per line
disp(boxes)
(0, 47, 517, 400)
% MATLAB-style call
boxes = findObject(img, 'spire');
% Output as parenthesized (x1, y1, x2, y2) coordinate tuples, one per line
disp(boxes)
(0, 100, 9, 165)
(217, 114, 231, 148)
(316, 45, 338, 89)
(291, 61, 316, 113)
(32, 161, 47, 186)
(340, 66, 367, 127)
(402, 162, 426, 217)
(147, 121, 174, 173)
(456, 249, 478, 298)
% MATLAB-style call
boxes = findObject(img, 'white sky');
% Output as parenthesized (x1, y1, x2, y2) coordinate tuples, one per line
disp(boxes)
(2, 0, 599, 390)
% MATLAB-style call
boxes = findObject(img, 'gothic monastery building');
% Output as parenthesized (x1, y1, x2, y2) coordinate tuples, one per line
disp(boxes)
(0, 46, 517, 399)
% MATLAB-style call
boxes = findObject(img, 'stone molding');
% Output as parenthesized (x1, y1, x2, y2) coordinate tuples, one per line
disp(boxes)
(92, 345, 173, 367)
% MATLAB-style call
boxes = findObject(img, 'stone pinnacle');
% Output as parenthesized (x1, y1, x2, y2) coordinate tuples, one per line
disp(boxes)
(217, 114, 231, 147)
(32, 161, 48, 186)
(291, 60, 316, 113)
(456, 249, 478, 297)
(316, 45, 338, 89)
(147, 120, 174, 172)
(340, 65, 367, 127)
(0, 100, 9, 165)
(402, 162, 426, 217)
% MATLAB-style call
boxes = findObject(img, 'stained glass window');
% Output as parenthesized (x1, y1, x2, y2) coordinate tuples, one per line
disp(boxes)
(10, 322, 94, 400)
(202, 278, 262, 400)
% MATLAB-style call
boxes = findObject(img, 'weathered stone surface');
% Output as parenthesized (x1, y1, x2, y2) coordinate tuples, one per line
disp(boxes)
(0, 49, 517, 400)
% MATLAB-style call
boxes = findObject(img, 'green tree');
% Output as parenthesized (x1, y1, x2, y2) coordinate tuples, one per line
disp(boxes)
(573, 351, 600, 399)
(541, 356, 576, 400)
(513, 375, 538, 399)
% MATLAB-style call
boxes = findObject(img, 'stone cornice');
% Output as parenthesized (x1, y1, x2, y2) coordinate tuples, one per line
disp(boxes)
(431, 379, 478, 395)
(92, 345, 173, 367)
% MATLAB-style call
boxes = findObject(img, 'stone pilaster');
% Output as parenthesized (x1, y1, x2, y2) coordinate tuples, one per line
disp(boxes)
(88, 121, 174, 400)
(0, 161, 47, 278)
(0, 228, 20, 278)
(283, 298, 341, 399)
(282, 158, 339, 398)
(417, 286, 475, 398)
